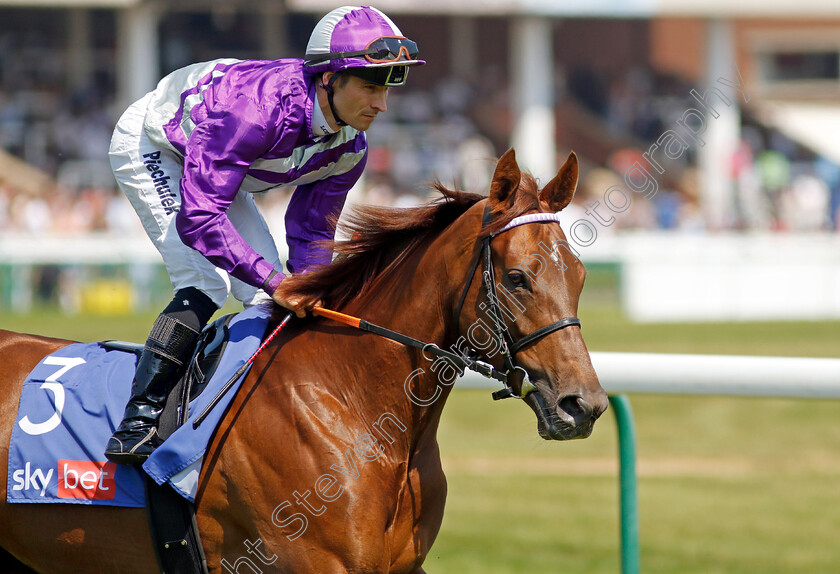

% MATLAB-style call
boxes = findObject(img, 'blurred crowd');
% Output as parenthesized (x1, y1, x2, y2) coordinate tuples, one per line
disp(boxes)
(569, 66, 840, 232)
(2, 65, 840, 236)
(0, 84, 139, 234)
(0, 76, 502, 235)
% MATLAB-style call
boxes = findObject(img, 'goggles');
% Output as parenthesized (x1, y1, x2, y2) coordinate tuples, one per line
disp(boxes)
(360, 36, 419, 64)
(345, 65, 409, 87)
(305, 36, 419, 66)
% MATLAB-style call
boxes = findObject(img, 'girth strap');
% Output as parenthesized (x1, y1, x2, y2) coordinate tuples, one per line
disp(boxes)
(145, 477, 208, 574)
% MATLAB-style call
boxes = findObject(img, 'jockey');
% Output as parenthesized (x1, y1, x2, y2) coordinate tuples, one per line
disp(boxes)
(105, 5, 424, 464)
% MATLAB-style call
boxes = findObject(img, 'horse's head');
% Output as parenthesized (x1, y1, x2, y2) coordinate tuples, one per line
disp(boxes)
(459, 149, 608, 440)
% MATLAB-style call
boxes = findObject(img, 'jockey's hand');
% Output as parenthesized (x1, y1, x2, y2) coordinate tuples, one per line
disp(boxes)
(271, 282, 321, 318)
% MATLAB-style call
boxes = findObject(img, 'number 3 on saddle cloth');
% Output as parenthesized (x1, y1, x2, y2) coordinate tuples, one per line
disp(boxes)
(6, 304, 273, 507)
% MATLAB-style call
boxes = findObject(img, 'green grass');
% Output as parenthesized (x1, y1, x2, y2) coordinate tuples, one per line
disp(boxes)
(0, 303, 240, 343)
(580, 305, 840, 357)
(3, 276, 840, 573)
(0, 308, 160, 342)
(431, 390, 840, 574)
(4, 301, 838, 359)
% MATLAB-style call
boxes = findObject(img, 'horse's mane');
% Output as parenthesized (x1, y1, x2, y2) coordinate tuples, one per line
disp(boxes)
(282, 175, 541, 309)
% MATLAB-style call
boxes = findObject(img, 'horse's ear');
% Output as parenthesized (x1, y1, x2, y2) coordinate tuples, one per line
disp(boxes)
(539, 151, 578, 212)
(488, 148, 522, 210)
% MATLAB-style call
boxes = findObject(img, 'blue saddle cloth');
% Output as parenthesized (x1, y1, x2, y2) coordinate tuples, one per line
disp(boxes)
(6, 304, 272, 507)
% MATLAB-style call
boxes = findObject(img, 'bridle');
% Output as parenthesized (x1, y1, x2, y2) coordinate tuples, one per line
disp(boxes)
(195, 204, 582, 429)
(295, 204, 583, 403)
(453, 205, 582, 400)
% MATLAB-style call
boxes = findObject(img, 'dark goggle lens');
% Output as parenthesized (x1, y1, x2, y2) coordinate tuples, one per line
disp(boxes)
(386, 65, 408, 85)
(347, 65, 409, 87)
(365, 37, 419, 63)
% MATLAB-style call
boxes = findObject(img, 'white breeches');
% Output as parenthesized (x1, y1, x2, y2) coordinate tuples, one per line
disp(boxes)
(108, 93, 280, 308)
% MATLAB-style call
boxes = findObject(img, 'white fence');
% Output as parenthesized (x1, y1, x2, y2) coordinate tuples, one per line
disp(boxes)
(614, 232, 840, 323)
(4, 231, 840, 321)
(459, 352, 840, 398)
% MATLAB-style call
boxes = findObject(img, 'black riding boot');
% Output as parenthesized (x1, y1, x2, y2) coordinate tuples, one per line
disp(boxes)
(105, 314, 200, 465)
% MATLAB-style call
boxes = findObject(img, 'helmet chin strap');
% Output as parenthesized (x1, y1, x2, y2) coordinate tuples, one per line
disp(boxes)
(320, 73, 347, 127)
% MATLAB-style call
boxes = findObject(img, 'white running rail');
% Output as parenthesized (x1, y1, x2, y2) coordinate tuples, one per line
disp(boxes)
(459, 352, 840, 399)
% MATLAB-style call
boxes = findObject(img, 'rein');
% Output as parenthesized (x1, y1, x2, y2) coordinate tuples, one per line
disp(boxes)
(318, 205, 582, 401)
(312, 307, 508, 383)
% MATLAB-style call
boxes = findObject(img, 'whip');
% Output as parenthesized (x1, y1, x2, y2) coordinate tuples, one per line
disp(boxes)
(192, 311, 294, 429)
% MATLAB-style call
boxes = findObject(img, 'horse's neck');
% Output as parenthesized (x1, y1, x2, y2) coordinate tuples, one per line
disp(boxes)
(339, 204, 484, 448)
(360, 203, 482, 337)
(358, 203, 481, 347)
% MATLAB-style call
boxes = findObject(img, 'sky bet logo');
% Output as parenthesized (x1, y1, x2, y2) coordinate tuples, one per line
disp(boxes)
(12, 460, 117, 500)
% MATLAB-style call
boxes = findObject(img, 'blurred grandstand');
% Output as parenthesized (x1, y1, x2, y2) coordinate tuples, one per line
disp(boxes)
(1, 1, 839, 318)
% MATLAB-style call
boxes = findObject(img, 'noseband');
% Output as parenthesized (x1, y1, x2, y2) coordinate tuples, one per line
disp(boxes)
(454, 206, 582, 400)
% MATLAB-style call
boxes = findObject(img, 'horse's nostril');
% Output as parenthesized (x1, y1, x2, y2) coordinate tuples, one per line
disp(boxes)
(559, 394, 593, 422)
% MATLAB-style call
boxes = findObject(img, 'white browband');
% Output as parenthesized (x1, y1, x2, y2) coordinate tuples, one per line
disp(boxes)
(496, 212, 563, 234)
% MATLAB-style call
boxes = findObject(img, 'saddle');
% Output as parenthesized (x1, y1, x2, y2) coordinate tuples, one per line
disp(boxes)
(103, 313, 237, 574)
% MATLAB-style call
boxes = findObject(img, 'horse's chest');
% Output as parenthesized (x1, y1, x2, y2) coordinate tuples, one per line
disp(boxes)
(386, 457, 448, 572)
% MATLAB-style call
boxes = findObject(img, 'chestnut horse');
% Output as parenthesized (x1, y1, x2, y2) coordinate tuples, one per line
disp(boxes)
(0, 149, 607, 573)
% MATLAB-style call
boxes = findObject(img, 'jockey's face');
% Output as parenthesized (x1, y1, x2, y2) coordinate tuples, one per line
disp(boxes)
(325, 72, 389, 132)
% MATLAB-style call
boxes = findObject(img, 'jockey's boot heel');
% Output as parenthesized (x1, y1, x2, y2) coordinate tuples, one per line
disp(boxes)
(105, 315, 199, 465)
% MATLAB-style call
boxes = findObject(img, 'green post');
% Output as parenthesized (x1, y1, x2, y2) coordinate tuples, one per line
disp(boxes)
(610, 394, 640, 574)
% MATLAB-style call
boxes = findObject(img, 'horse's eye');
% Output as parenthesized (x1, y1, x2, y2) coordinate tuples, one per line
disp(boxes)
(507, 270, 527, 287)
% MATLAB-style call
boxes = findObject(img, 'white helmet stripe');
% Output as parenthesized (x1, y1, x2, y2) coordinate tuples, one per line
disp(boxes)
(304, 6, 424, 74)
(305, 5, 360, 57)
